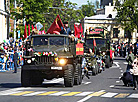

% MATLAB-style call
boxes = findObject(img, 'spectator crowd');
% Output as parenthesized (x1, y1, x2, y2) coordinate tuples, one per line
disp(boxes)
(0, 37, 24, 72)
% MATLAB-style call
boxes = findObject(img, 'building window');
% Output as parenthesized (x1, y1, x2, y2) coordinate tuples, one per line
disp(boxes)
(124, 28, 131, 38)
(113, 28, 118, 38)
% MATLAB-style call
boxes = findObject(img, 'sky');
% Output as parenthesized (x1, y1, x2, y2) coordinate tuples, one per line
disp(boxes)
(68, 0, 100, 7)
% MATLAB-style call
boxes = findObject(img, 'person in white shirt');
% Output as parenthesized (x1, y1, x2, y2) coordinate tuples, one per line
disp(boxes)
(132, 54, 138, 90)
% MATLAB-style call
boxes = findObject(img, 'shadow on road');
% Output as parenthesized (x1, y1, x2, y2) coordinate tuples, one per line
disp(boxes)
(0, 83, 66, 88)
(0, 83, 21, 88)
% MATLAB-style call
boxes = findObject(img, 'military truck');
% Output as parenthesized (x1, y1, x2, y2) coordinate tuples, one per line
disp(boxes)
(85, 33, 113, 69)
(21, 34, 84, 87)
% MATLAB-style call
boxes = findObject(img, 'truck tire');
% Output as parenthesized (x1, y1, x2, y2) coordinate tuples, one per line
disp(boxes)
(64, 64, 74, 87)
(21, 69, 32, 87)
(31, 71, 43, 86)
(96, 64, 99, 74)
(92, 65, 97, 75)
(74, 64, 82, 85)
(110, 60, 113, 67)
(105, 56, 110, 68)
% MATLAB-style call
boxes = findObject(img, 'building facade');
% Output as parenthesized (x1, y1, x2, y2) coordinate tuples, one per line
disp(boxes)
(0, 0, 10, 43)
(84, 3, 137, 44)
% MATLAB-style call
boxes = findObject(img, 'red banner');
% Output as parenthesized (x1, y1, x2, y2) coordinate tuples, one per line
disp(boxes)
(76, 43, 84, 55)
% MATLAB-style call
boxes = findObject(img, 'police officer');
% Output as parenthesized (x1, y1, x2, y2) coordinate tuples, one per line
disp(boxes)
(13, 48, 18, 73)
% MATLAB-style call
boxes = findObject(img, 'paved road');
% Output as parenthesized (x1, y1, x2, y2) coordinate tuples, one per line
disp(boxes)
(0, 57, 138, 102)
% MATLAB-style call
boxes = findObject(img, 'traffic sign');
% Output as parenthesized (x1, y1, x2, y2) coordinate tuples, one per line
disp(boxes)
(36, 22, 43, 30)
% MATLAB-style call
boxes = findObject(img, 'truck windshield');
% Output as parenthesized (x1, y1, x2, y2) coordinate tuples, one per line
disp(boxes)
(86, 39, 106, 45)
(49, 37, 64, 45)
(33, 37, 48, 46)
(33, 36, 66, 46)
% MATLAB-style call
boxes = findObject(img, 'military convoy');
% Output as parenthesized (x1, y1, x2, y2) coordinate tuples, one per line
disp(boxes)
(21, 29, 113, 87)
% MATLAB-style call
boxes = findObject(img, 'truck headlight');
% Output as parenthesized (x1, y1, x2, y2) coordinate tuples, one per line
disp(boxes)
(27, 59, 31, 64)
(59, 59, 66, 65)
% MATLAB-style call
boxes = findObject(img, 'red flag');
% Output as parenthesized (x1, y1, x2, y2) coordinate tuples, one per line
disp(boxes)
(74, 24, 79, 37)
(93, 38, 96, 53)
(79, 23, 83, 34)
(28, 24, 30, 36)
(46, 15, 64, 34)
(32, 25, 34, 31)
(93, 38, 96, 47)
(24, 24, 27, 39)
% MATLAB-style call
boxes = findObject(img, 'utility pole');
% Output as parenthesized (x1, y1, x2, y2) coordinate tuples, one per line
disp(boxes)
(14, 0, 17, 39)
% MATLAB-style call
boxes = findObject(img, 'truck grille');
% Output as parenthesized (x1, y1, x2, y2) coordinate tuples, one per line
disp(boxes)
(35, 56, 55, 65)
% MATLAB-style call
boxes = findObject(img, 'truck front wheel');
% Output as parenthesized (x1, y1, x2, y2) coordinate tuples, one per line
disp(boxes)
(64, 64, 74, 87)
(21, 69, 32, 87)
(74, 64, 82, 85)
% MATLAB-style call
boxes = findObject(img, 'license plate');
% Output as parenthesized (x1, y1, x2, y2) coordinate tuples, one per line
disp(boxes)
(51, 67, 62, 70)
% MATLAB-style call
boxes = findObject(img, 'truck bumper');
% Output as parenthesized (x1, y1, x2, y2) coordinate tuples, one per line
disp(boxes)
(22, 65, 64, 70)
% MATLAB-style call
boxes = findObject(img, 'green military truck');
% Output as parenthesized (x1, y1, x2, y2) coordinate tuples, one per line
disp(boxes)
(21, 34, 84, 87)
(85, 33, 113, 68)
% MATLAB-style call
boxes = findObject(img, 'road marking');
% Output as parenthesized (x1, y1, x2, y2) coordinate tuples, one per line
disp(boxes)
(44, 78, 64, 83)
(116, 81, 120, 83)
(119, 77, 121, 79)
(113, 62, 120, 67)
(77, 96, 93, 102)
(89, 92, 106, 96)
(0, 87, 32, 93)
(128, 94, 138, 98)
(23, 91, 46, 96)
(0, 91, 22, 95)
(119, 68, 122, 70)
(37, 91, 58, 95)
(110, 85, 115, 88)
(62, 92, 81, 96)
(114, 93, 130, 98)
(123, 62, 128, 65)
(120, 70, 123, 72)
(121, 73, 123, 76)
(49, 91, 70, 96)
(75, 92, 94, 96)
(77, 90, 105, 102)
(84, 82, 91, 85)
(11, 91, 34, 96)
(101, 92, 118, 98)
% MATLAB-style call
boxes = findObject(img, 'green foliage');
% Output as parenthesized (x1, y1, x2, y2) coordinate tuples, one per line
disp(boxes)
(115, 0, 138, 32)
(80, 0, 95, 17)
(10, 0, 96, 34)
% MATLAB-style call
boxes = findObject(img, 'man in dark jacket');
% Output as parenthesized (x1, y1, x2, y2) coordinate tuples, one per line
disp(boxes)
(60, 21, 71, 35)
(13, 48, 18, 73)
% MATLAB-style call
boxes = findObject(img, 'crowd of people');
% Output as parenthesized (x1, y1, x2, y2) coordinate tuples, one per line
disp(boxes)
(0, 37, 24, 73)
(114, 42, 138, 90)
(112, 42, 138, 58)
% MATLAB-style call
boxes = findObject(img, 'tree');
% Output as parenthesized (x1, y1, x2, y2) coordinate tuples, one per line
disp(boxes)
(10, 0, 53, 24)
(115, 0, 138, 32)
(80, 0, 95, 17)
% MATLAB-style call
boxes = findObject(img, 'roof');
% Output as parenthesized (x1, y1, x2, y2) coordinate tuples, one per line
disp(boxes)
(84, 14, 115, 20)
